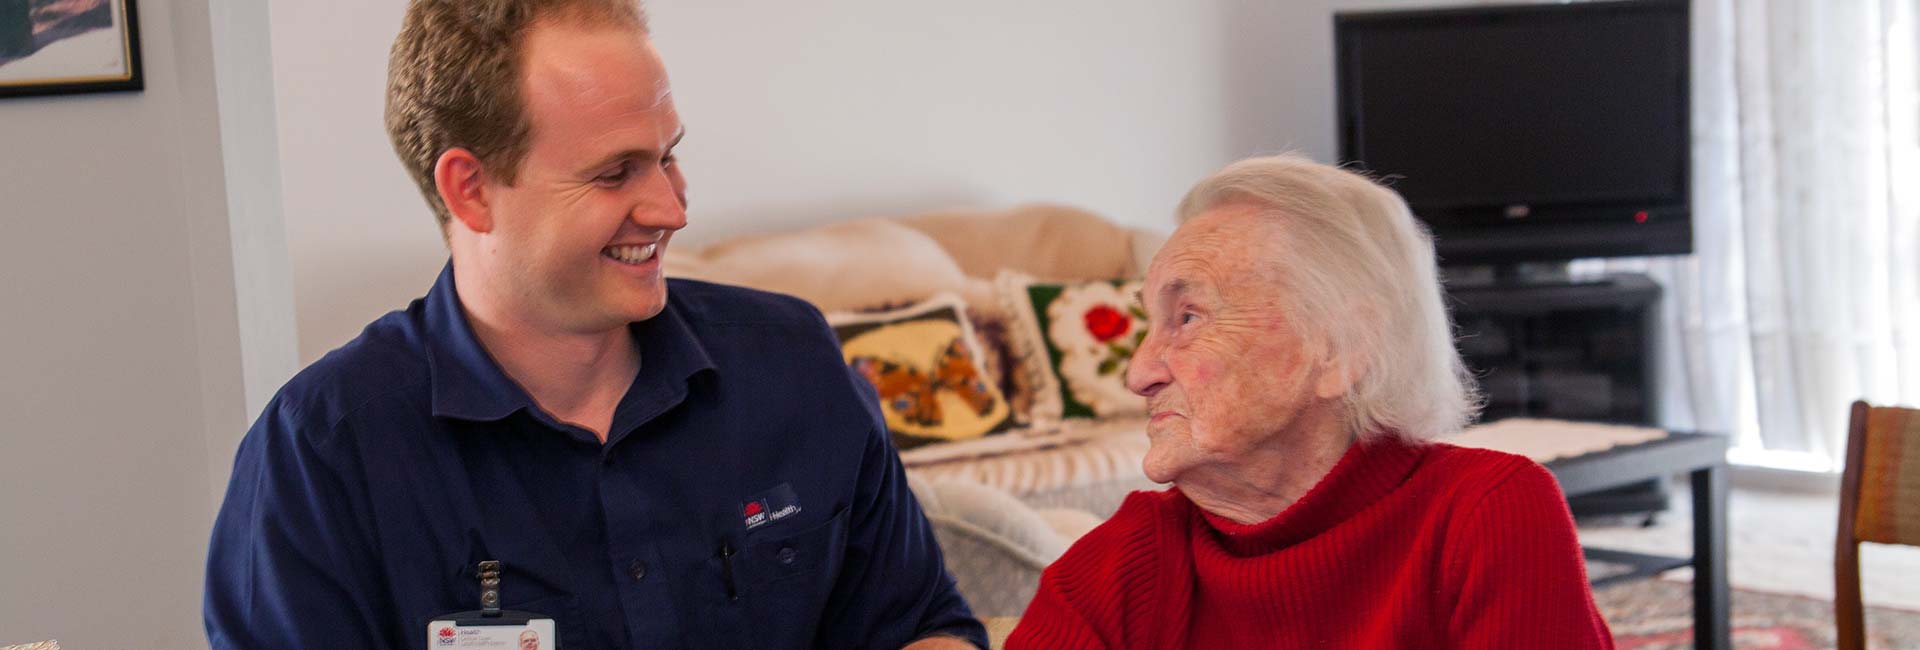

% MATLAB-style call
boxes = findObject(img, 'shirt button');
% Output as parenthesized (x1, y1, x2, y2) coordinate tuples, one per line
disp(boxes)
(777, 547, 797, 565)
(628, 559, 648, 582)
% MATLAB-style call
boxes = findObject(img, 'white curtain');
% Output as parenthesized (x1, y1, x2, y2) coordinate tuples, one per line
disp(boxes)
(1590, 0, 1920, 467)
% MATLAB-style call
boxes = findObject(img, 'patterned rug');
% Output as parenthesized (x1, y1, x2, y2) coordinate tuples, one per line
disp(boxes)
(1597, 579, 1920, 649)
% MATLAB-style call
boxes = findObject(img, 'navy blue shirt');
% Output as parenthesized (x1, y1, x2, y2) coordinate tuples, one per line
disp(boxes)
(205, 264, 985, 650)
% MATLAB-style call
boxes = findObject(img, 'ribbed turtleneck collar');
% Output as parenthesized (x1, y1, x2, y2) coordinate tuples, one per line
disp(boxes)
(1188, 435, 1429, 555)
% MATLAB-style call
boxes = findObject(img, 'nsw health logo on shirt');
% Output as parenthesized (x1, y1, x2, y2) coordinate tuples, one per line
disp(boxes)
(742, 483, 802, 531)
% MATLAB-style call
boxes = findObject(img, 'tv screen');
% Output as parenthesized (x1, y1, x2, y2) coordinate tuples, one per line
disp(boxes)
(1336, 0, 1691, 265)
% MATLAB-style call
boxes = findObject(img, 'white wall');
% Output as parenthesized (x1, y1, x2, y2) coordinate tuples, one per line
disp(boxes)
(644, 1, 1241, 235)
(270, 0, 1537, 362)
(0, 0, 289, 646)
(273, 0, 1381, 362)
(0, 1, 1609, 646)
(654, 0, 1484, 229)
(268, 0, 437, 363)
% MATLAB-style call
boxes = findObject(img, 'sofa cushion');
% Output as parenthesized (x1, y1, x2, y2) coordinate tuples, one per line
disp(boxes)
(829, 295, 1013, 451)
(906, 475, 1075, 618)
(905, 417, 1151, 496)
(998, 272, 1150, 424)
(666, 218, 970, 313)
(1035, 508, 1104, 543)
(897, 204, 1142, 281)
(840, 294, 1029, 427)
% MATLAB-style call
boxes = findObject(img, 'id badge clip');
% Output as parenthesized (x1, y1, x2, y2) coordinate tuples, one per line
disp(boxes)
(427, 560, 558, 650)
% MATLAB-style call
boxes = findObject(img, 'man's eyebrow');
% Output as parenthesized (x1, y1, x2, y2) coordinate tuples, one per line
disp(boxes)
(581, 127, 686, 173)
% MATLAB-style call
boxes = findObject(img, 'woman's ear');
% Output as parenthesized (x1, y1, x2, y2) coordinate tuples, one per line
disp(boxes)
(1313, 301, 1373, 400)
(1314, 346, 1365, 401)
(434, 148, 493, 234)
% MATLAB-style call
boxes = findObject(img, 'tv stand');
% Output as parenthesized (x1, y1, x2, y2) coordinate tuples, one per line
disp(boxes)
(1447, 261, 1616, 288)
(1445, 271, 1668, 518)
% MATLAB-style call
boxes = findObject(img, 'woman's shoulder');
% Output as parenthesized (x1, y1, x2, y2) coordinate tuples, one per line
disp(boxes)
(1011, 490, 1186, 648)
(1074, 488, 1186, 549)
(1420, 440, 1543, 475)
(1047, 488, 1189, 573)
(1414, 441, 1564, 506)
(1022, 488, 1184, 625)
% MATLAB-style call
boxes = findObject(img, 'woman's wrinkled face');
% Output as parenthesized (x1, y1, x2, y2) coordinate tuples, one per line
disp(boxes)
(1125, 204, 1350, 484)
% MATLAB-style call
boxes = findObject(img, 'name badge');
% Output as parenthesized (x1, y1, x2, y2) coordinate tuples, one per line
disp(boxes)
(426, 615, 554, 650)
(429, 560, 558, 649)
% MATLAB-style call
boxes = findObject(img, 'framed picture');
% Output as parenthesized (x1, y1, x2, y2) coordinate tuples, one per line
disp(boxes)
(0, 0, 142, 99)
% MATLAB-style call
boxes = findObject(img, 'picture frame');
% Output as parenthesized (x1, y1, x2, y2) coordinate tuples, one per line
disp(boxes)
(0, 0, 142, 99)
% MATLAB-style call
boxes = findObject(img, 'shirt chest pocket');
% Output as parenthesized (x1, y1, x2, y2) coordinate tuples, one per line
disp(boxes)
(738, 506, 849, 595)
(695, 508, 851, 648)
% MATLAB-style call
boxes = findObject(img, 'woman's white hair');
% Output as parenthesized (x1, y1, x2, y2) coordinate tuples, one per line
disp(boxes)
(1175, 154, 1481, 441)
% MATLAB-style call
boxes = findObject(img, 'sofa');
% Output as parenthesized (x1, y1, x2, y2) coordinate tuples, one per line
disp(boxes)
(664, 207, 1678, 626)
(666, 203, 1169, 615)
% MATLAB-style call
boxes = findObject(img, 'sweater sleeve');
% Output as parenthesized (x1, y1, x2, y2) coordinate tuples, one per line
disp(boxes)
(1004, 492, 1169, 650)
(1004, 575, 1111, 650)
(1444, 460, 1615, 650)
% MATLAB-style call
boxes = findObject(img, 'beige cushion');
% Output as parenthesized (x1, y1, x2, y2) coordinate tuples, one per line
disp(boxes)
(897, 204, 1141, 282)
(907, 475, 1102, 618)
(1035, 507, 1103, 542)
(665, 219, 969, 313)
(908, 476, 1070, 568)
(1130, 228, 1168, 278)
(957, 277, 999, 317)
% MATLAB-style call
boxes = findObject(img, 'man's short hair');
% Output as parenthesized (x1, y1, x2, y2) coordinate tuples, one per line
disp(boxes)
(1175, 154, 1482, 441)
(385, 0, 648, 231)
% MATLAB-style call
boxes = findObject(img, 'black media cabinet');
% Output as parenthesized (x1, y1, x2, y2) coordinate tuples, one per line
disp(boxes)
(1447, 271, 1669, 518)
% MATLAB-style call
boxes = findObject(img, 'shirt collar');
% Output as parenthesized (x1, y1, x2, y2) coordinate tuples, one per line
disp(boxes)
(424, 262, 717, 423)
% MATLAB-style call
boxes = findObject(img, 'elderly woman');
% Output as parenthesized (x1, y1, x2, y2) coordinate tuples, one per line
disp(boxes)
(1007, 156, 1612, 649)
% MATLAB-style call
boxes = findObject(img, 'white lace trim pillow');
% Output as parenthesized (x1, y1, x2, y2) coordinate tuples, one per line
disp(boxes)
(996, 271, 1148, 425)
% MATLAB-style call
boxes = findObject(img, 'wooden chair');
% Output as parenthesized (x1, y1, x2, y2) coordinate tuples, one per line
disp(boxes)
(1836, 400, 1920, 649)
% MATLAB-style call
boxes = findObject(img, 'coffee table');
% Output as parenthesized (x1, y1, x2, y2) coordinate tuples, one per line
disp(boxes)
(1546, 431, 1730, 650)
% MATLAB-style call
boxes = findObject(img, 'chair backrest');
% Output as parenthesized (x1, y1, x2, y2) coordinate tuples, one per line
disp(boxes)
(1836, 400, 1920, 650)
(1844, 402, 1920, 547)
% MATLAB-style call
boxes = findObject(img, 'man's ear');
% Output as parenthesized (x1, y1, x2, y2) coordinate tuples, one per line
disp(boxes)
(434, 148, 493, 234)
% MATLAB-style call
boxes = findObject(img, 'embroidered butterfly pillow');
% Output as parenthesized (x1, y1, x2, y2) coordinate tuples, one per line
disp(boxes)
(828, 294, 1013, 451)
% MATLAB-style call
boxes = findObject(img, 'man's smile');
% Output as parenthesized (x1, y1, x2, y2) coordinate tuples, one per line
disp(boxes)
(602, 243, 657, 265)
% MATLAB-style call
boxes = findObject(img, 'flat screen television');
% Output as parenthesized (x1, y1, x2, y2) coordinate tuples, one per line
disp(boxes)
(1335, 0, 1691, 267)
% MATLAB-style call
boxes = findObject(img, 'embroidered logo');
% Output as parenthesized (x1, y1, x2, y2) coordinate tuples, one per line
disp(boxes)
(742, 483, 803, 531)
(742, 499, 769, 529)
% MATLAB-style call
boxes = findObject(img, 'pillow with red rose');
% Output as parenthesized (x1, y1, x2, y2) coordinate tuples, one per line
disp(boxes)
(996, 271, 1149, 424)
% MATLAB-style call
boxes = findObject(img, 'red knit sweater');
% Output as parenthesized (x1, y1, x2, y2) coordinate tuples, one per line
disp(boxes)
(1006, 437, 1615, 649)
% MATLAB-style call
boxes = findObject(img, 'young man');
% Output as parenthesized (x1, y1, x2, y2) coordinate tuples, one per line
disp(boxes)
(203, 2, 983, 648)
